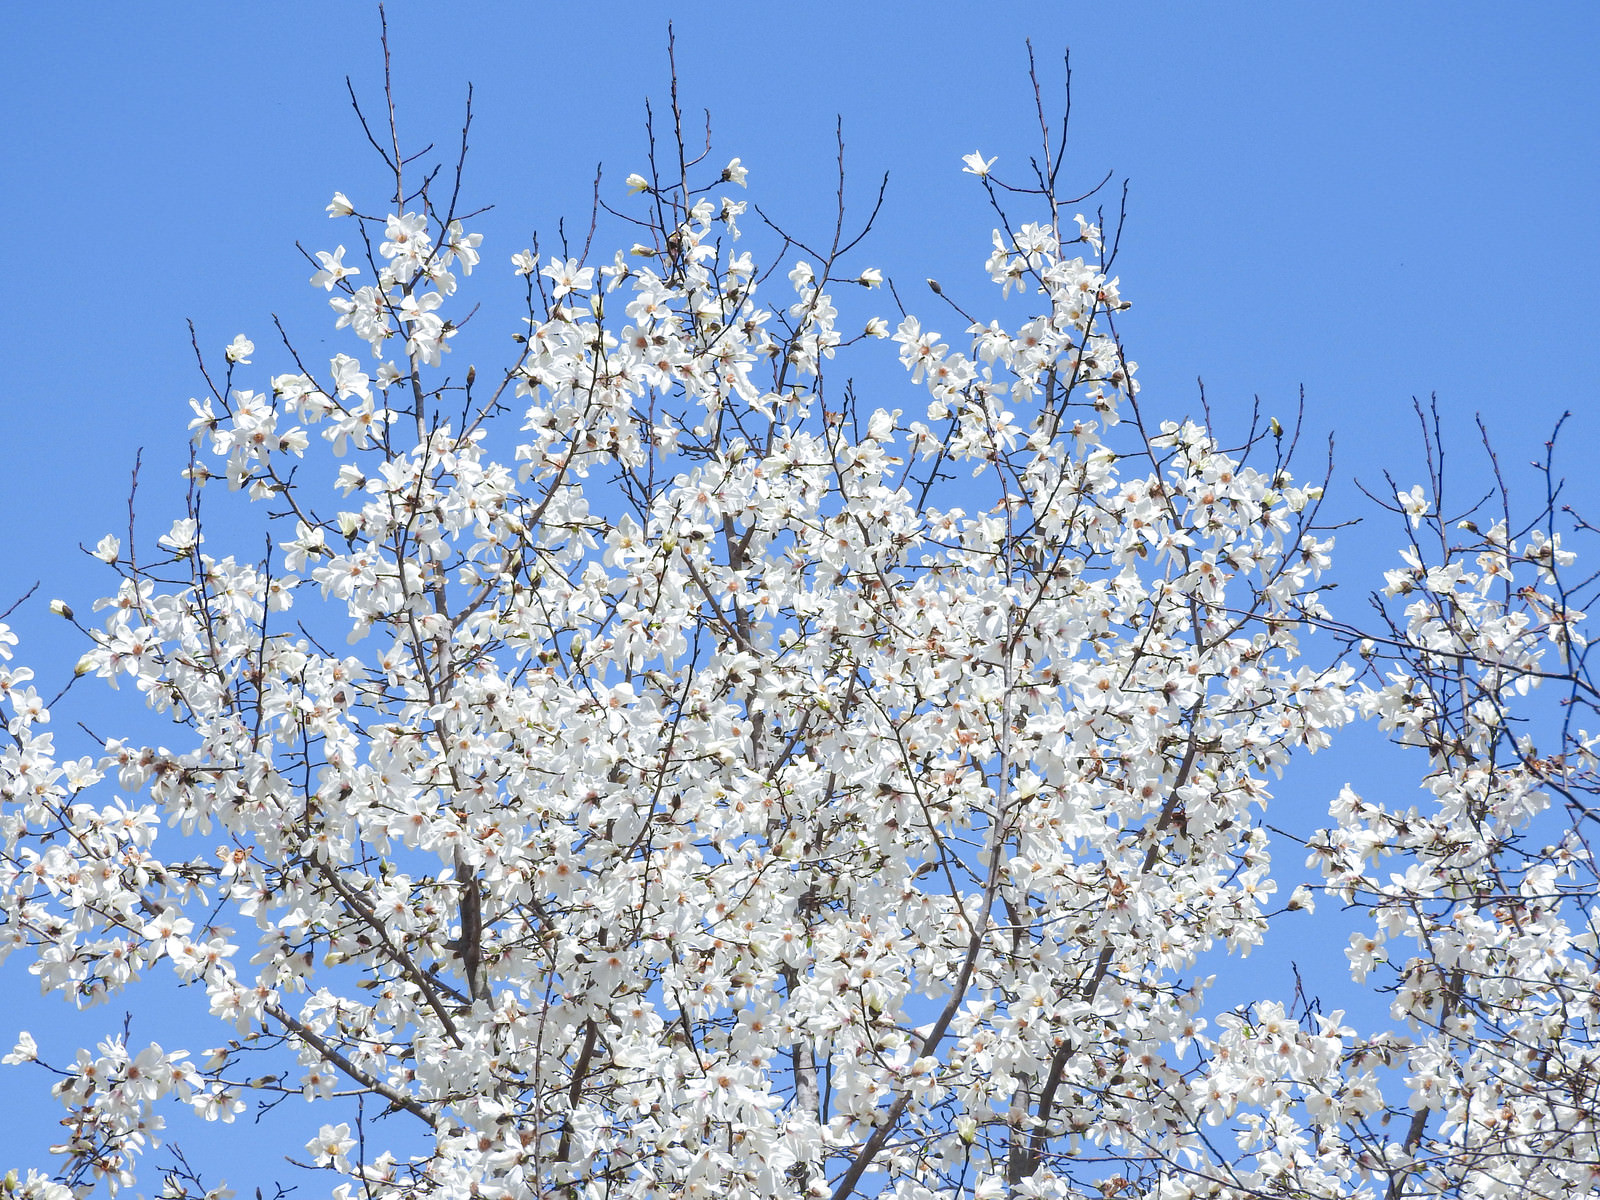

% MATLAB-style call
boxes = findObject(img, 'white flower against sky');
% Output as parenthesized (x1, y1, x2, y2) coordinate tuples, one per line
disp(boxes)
(961, 150, 996, 176)
(309, 245, 360, 290)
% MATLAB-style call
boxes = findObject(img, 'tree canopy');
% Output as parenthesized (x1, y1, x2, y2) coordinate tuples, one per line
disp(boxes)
(3, 39, 1599, 1200)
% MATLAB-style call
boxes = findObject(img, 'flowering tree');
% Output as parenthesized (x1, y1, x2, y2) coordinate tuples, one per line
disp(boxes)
(4, 43, 1600, 1200)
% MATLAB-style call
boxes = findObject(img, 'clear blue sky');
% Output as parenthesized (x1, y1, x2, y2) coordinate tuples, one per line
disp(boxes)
(1, 1, 1597, 1189)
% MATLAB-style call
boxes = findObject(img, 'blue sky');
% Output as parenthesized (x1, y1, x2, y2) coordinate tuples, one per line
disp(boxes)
(1, 1, 1597, 1189)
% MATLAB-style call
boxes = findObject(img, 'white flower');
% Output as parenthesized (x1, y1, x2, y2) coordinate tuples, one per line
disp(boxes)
(961, 150, 997, 177)
(310, 246, 360, 291)
(308, 1122, 356, 1172)
(93, 534, 120, 563)
(225, 335, 254, 364)
(541, 257, 595, 298)
(1347, 932, 1385, 981)
(329, 353, 372, 401)
(866, 408, 899, 441)
(3, 1032, 37, 1064)
(1396, 484, 1428, 528)
(857, 268, 883, 288)
(625, 173, 651, 195)
(721, 158, 748, 187)
(158, 518, 201, 553)
(326, 191, 355, 217)
(443, 220, 482, 274)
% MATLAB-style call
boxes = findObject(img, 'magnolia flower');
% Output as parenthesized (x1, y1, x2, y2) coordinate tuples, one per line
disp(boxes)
(1396, 483, 1429, 528)
(157, 517, 201, 553)
(721, 157, 748, 187)
(326, 191, 355, 217)
(224, 334, 254, 364)
(961, 150, 997, 177)
(2, 1032, 36, 1064)
(308, 1122, 356, 1172)
(329, 352, 372, 401)
(309, 245, 360, 291)
(443, 220, 482, 273)
(625, 172, 651, 194)
(541, 256, 595, 298)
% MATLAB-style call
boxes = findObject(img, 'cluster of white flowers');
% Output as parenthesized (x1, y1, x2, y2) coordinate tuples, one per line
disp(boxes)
(1, 123, 1597, 1200)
